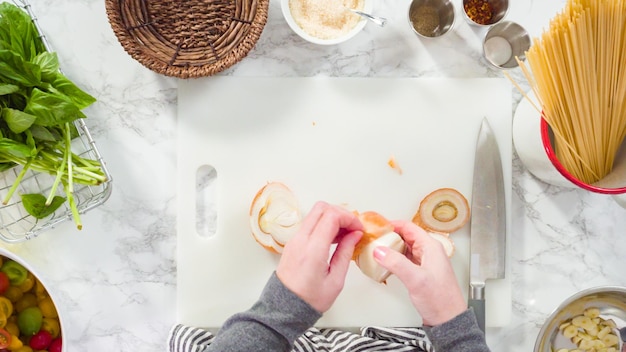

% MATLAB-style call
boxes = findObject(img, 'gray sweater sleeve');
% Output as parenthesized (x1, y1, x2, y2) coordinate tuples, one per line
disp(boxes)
(205, 272, 321, 352)
(423, 308, 491, 352)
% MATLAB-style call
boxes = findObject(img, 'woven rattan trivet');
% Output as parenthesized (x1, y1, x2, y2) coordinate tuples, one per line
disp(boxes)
(105, 0, 269, 78)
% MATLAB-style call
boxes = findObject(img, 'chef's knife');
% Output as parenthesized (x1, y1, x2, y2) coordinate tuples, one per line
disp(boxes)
(468, 118, 506, 333)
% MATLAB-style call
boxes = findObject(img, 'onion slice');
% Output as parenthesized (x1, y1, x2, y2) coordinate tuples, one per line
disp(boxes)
(249, 182, 301, 254)
(353, 211, 406, 283)
(413, 188, 470, 233)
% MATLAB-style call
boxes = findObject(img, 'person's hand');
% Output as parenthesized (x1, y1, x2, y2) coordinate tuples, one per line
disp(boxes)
(276, 201, 363, 313)
(373, 220, 467, 326)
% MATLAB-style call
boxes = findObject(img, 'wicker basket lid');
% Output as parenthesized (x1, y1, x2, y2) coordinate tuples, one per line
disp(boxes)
(105, 0, 269, 78)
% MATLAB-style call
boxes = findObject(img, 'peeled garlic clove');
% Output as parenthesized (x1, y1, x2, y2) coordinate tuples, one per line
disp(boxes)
(249, 182, 301, 253)
(601, 333, 619, 347)
(559, 322, 572, 331)
(597, 326, 612, 340)
(578, 339, 595, 350)
(355, 231, 406, 283)
(572, 315, 595, 331)
(584, 307, 601, 318)
(413, 188, 470, 233)
(563, 324, 579, 339)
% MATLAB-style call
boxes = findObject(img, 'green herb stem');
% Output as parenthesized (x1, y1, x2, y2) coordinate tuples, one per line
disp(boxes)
(46, 144, 67, 207)
(63, 179, 81, 230)
(64, 123, 73, 194)
(2, 156, 33, 205)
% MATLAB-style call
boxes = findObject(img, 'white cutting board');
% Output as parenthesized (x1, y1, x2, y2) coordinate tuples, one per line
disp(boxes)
(176, 77, 512, 329)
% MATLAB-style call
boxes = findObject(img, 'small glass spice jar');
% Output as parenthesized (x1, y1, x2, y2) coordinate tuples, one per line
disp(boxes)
(462, 0, 509, 27)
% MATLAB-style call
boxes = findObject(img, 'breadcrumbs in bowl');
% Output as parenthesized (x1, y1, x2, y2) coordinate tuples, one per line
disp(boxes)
(281, 0, 372, 45)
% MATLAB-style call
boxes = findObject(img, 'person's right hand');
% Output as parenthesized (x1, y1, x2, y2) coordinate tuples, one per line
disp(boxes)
(373, 220, 467, 326)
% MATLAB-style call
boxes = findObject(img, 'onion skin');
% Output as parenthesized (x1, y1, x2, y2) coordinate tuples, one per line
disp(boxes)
(353, 211, 406, 283)
(387, 156, 403, 175)
(249, 182, 301, 254)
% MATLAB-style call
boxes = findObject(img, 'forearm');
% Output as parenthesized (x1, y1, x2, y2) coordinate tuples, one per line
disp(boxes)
(423, 308, 490, 352)
(205, 272, 321, 352)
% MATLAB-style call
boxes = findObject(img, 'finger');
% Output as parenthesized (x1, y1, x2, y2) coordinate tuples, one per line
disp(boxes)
(312, 206, 362, 246)
(391, 220, 433, 247)
(327, 230, 363, 284)
(373, 246, 425, 290)
(296, 201, 329, 238)
(331, 227, 360, 244)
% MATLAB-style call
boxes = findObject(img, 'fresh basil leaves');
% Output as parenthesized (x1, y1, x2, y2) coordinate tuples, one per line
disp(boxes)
(0, 3, 107, 227)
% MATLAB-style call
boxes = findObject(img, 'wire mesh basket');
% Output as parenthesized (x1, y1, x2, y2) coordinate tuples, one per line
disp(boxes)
(0, 0, 113, 242)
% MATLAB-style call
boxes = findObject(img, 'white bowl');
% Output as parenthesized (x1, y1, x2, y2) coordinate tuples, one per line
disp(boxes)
(281, 0, 373, 45)
(0, 247, 66, 352)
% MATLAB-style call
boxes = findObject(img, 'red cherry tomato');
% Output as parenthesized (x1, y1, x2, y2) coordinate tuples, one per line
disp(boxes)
(0, 273, 9, 295)
(29, 330, 52, 350)
(49, 337, 62, 352)
(0, 328, 10, 349)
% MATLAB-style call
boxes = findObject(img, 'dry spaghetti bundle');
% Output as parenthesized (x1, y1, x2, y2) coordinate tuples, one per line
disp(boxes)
(517, 0, 626, 184)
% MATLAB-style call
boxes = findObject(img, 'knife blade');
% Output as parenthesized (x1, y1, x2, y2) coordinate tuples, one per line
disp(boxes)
(468, 118, 506, 333)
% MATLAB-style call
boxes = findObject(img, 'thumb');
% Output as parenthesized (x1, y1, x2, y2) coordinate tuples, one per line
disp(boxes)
(374, 246, 424, 288)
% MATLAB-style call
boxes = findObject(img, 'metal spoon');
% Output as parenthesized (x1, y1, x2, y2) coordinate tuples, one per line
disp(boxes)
(344, 7, 387, 27)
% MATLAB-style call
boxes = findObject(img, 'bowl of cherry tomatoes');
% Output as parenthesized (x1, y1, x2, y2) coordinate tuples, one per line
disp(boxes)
(0, 248, 63, 352)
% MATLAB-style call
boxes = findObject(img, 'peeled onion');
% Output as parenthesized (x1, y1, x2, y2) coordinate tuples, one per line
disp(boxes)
(353, 211, 406, 283)
(427, 231, 455, 257)
(249, 182, 302, 254)
(413, 188, 470, 233)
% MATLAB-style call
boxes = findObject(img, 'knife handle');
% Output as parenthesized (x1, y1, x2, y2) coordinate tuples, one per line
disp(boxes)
(468, 298, 486, 333)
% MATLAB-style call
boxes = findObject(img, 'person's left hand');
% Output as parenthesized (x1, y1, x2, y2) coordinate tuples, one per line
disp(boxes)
(276, 201, 363, 313)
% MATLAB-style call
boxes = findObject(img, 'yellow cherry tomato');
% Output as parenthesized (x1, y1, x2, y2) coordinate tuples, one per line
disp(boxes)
(34, 280, 47, 301)
(12, 347, 33, 352)
(0, 297, 14, 318)
(7, 334, 22, 349)
(7, 315, 16, 325)
(37, 297, 57, 319)
(16, 274, 34, 293)
(4, 322, 18, 338)
(0, 313, 6, 329)
(14, 294, 36, 313)
(4, 286, 23, 303)
(41, 318, 60, 338)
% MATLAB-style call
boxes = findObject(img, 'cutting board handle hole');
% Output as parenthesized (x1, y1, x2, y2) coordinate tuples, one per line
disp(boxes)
(196, 165, 217, 238)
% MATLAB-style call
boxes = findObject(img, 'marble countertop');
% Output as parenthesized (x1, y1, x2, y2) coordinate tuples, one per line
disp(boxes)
(2, 0, 625, 350)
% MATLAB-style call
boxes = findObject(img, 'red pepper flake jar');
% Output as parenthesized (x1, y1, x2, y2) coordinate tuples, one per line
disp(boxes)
(462, 0, 509, 26)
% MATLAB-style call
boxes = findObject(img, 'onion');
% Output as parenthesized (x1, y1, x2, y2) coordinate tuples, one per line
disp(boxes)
(412, 188, 470, 233)
(353, 211, 406, 283)
(249, 182, 302, 254)
(427, 231, 455, 257)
